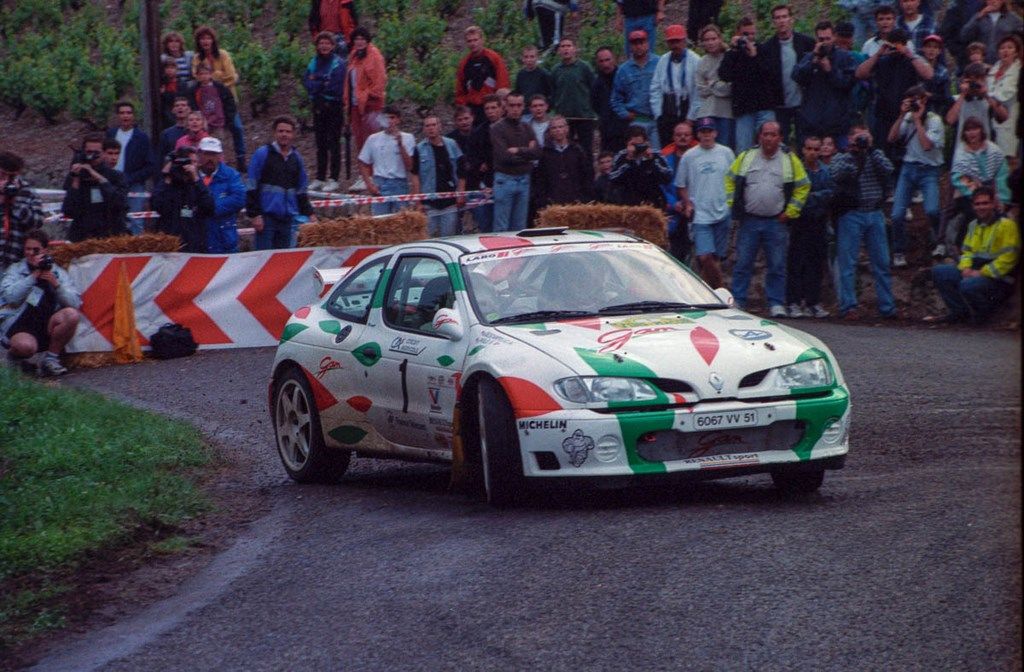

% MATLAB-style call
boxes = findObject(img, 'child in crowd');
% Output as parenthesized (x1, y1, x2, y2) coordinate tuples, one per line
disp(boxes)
(160, 58, 181, 127)
(593, 151, 621, 203)
(187, 63, 236, 144)
(175, 111, 209, 150)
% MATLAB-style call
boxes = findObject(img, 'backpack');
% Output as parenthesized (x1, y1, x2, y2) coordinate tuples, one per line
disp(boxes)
(149, 323, 198, 359)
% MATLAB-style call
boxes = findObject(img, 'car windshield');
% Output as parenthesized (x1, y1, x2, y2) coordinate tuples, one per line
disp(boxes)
(460, 242, 725, 325)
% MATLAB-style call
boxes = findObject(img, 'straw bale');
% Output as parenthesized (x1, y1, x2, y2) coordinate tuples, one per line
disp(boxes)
(51, 233, 183, 267)
(537, 204, 668, 247)
(298, 210, 428, 247)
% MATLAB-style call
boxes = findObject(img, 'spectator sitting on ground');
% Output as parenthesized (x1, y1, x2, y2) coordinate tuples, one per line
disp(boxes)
(247, 116, 315, 250)
(949, 117, 1011, 247)
(192, 25, 247, 170)
(0, 229, 81, 376)
(929, 186, 1019, 323)
(611, 29, 660, 150)
(152, 146, 213, 253)
(456, 26, 511, 126)
(958, 0, 1023, 65)
(358, 106, 415, 217)
(106, 101, 155, 229)
(196, 137, 246, 254)
(946, 61, 1009, 141)
(609, 124, 673, 208)
(159, 97, 192, 158)
(61, 133, 128, 242)
(649, 24, 701, 150)
(694, 24, 734, 149)
(409, 114, 467, 238)
(515, 45, 554, 102)
(303, 31, 346, 193)
(987, 34, 1021, 160)
(593, 150, 622, 203)
(187, 64, 236, 146)
(176, 111, 210, 151)
(344, 27, 388, 157)
(0, 151, 44, 273)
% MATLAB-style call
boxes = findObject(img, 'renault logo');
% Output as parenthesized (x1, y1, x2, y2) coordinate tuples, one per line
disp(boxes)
(709, 372, 724, 392)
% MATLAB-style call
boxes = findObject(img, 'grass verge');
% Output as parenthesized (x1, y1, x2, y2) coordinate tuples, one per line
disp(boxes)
(0, 367, 212, 652)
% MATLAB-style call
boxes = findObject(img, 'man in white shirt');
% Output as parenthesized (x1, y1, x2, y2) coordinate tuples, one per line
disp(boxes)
(357, 106, 416, 216)
(675, 117, 735, 287)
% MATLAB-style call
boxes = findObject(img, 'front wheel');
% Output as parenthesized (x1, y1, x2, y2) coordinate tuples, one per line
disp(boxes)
(273, 368, 351, 483)
(477, 377, 526, 507)
(771, 468, 825, 496)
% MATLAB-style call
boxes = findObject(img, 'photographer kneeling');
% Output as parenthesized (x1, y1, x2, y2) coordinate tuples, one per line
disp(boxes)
(152, 145, 215, 253)
(1, 230, 82, 376)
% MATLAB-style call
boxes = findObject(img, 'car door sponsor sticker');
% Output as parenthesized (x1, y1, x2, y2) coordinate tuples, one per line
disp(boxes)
(390, 336, 427, 355)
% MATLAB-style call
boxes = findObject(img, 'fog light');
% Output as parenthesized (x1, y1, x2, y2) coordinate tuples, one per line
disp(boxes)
(595, 435, 621, 462)
(821, 417, 844, 444)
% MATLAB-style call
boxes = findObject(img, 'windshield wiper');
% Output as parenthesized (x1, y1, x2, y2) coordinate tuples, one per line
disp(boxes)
(490, 310, 598, 325)
(597, 301, 726, 314)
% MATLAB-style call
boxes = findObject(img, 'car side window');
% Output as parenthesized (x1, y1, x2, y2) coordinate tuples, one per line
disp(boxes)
(325, 258, 388, 323)
(383, 256, 454, 333)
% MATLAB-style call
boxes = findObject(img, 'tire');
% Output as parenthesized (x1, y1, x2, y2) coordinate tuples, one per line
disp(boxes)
(771, 467, 825, 496)
(273, 368, 351, 483)
(477, 377, 526, 507)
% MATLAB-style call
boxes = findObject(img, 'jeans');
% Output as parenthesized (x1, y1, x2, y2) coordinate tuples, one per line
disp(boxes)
(371, 177, 409, 216)
(732, 215, 789, 308)
(890, 162, 941, 254)
(931, 264, 1012, 322)
(126, 182, 147, 235)
(836, 209, 896, 315)
(229, 113, 247, 169)
(710, 117, 735, 151)
(492, 172, 531, 231)
(255, 213, 294, 250)
(623, 14, 657, 55)
(426, 207, 460, 237)
(786, 218, 827, 306)
(472, 202, 494, 233)
(313, 101, 342, 181)
(734, 110, 776, 152)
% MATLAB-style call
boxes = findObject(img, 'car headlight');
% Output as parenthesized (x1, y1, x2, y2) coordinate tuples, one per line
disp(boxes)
(554, 377, 660, 403)
(774, 358, 833, 389)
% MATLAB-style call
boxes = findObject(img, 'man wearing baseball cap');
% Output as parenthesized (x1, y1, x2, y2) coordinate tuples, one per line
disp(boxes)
(197, 136, 246, 253)
(611, 28, 661, 150)
(920, 34, 953, 115)
(650, 24, 701, 147)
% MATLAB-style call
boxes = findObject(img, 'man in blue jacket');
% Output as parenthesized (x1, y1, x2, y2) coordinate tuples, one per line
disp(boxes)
(303, 31, 346, 193)
(792, 21, 857, 148)
(611, 29, 661, 150)
(105, 101, 155, 232)
(246, 116, 315, 250)
(196, 137, 247, 253)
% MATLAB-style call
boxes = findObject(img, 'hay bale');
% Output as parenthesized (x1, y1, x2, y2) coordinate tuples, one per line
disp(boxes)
(51, 233, 183, 267)
(298, 210, 429, 247)
(537, 204, 668, 247)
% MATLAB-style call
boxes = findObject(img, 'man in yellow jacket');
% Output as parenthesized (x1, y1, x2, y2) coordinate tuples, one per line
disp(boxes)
(930, 186, 1020, 324)
(724, 121, 809, 317)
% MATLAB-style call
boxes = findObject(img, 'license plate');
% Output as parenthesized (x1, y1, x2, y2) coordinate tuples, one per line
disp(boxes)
(691, 409, 760, 430)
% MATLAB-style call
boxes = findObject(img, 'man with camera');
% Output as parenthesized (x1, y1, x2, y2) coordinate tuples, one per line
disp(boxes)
(1, 229, 81, 376)
(152, 145, 215, 253)
(944, 61, 1009, 141)
(793, 21, 858, 149)
(829, 124, 897, 320)
(0, 151, 44, 273)
(888, 84, 944, 267)
(61, 133, 129, 243)
(855, 27, 934, 160)
(609, 124, 674, 208)
(718, 17, 777, 151)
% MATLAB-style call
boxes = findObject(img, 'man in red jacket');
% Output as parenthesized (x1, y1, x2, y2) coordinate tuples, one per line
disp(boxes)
(456, 26, 511, 126)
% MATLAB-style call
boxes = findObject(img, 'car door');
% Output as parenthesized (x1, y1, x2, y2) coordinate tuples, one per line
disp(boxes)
(370, 251, 468, 450)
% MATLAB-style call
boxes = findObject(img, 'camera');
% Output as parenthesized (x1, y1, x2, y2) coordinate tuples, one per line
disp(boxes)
(633, 143, 649, 155)
(909, 100, 921, 113)
(854, 135, 870, 150)
(815, 44, 833, 58)
(72, 149, 101, 165)
(2, 181, 18, 198)
(735, 36, 748, 49)
(36, 254, 54, 272)
(166, 152, 193, 168)
(968, 80, 982, 92)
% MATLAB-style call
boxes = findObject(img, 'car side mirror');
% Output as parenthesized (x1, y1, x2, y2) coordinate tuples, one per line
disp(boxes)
(714, 287, 735, 307)
(432, 308, 464, 341)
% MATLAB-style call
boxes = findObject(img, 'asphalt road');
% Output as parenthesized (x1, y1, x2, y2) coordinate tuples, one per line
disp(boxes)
(37, 322, 1021, 671)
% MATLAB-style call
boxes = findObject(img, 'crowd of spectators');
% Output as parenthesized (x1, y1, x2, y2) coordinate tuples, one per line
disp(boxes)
(1, 0, 1021, 338)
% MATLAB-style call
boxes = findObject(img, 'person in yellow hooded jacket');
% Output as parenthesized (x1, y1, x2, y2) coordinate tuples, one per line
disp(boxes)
(929, 186, 1019, 324)
(724, 120, 809, 317)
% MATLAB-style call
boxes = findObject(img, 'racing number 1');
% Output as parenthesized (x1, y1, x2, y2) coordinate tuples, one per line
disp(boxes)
(399, 358, 409, 413)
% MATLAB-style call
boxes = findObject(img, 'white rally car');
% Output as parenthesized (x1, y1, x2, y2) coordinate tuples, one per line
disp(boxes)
(270, 229, 850, 504)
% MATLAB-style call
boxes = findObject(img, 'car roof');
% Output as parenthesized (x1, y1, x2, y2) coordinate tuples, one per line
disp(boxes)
(421, 228, 646, 254)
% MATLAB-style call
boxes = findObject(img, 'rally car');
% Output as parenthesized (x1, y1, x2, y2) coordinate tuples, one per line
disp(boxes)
(270, 228, 850, 504)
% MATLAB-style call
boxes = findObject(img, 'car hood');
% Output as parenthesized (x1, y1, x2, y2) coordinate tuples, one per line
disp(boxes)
(494, 311, 822, 399)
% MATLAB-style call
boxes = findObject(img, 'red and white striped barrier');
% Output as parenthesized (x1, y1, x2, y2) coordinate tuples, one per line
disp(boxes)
(66, 246, 381, 353)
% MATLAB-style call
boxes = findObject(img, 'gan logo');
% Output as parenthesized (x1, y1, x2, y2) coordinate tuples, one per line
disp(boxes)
(597, 326, 681, 353)
(428, 386, 442, 413)
(728, 329, 772, 341)
(433, 314, 458, 330)
(390, 336, 426, 355)
(316, 356, 343, 379)
(562, 429, 595, 467)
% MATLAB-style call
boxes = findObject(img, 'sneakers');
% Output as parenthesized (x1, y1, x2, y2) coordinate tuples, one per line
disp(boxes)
(810, 304, 830, 319)
(308, 179, 325, 191)
(349, 177, 367, 192)
(904, 210, 913, 222)
(769, 305, 789, 318)
(38, 354, 67, 377)
(912, 190, 924, 203)
(787, 303, 804, 318)
(322, 179, 340, 192)
(892, 253, 908, 268)
(931, 243, 947, 258)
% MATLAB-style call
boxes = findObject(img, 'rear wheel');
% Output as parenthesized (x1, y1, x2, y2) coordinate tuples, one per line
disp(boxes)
(771, 468, 825, 496)
(274, 368, 351, 483)
(477, 377, 526, 507)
